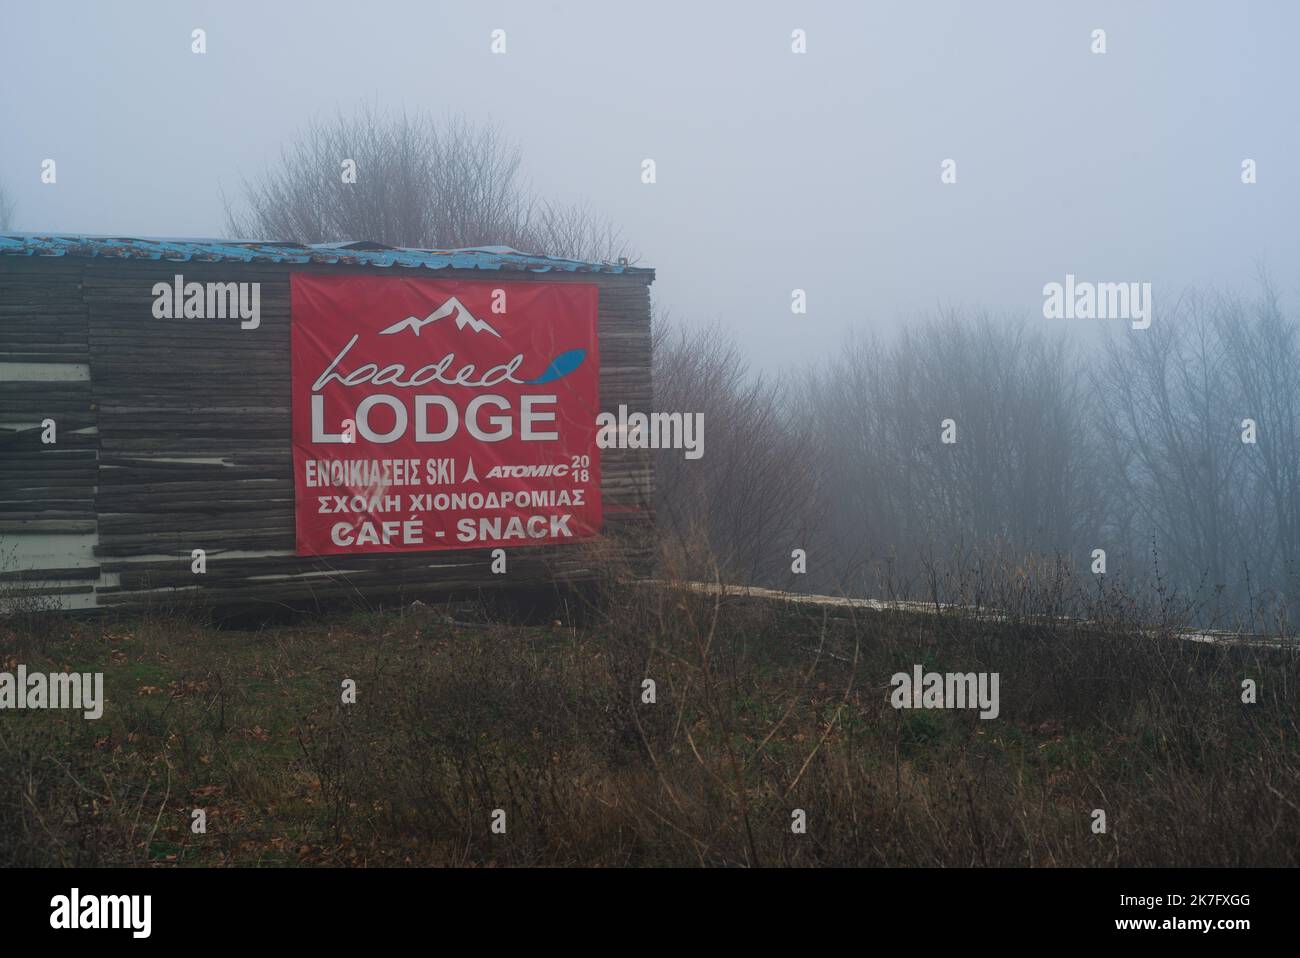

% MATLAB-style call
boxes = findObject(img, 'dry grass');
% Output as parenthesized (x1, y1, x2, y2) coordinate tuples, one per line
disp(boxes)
(2, 552, 1297, 867)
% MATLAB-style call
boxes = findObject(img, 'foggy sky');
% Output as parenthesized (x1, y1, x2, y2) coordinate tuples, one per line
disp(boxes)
(2, 0, 1297, 369)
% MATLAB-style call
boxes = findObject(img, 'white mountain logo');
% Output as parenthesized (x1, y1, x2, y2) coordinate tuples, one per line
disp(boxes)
(378, 296, 501, 338)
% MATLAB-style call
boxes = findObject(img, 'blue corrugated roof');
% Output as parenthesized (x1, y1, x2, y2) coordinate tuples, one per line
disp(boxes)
(0, 233, 651, 276)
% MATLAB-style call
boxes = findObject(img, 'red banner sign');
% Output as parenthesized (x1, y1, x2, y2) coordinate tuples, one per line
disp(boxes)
(290, 274, 601, 556)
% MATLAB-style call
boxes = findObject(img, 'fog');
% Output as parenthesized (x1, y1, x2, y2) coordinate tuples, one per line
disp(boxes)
(2, 0, 1298, 369)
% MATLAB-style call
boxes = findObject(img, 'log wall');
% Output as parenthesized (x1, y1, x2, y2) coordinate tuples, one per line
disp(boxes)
(0, 256, 654, 614)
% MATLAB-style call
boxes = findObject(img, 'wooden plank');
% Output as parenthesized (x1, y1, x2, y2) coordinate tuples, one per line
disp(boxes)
(2, 253, 654, 611)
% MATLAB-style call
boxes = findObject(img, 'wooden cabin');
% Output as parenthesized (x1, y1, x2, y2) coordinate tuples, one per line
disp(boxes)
(0, 235, 654, 614)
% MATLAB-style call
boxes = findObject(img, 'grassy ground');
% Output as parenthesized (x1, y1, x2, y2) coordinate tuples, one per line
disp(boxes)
(2, 582, 1298, 867)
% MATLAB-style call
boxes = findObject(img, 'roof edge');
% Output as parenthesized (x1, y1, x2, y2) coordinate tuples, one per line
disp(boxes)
(0, 233, 654, 278)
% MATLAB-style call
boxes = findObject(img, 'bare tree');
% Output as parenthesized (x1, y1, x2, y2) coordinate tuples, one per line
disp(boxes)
(654, 281, 1300, 626)
(1212, 281, 1300, 625)
(652, 319, 824, 586)
(225, 106, 630, 262)
(802, 314, 1104, 600)
(1093, 294, 1253, 614)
